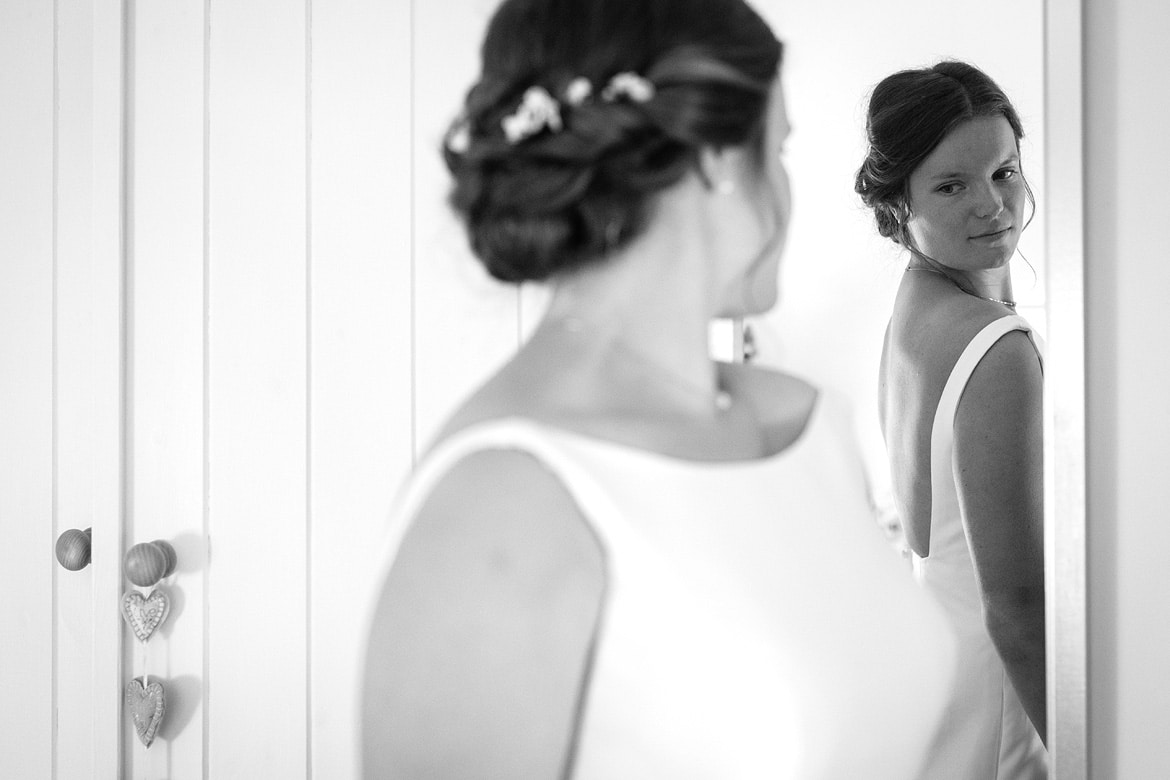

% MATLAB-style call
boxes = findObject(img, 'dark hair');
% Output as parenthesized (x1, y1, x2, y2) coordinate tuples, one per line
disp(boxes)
(443, 0, 783, 282)
(854, 60, 1032, 247)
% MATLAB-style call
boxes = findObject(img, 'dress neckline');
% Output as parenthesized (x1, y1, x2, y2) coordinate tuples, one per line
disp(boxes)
(452, 393, 825, 471)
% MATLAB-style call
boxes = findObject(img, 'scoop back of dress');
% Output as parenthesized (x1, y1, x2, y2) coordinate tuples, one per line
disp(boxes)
(909, 314, 1048, 779)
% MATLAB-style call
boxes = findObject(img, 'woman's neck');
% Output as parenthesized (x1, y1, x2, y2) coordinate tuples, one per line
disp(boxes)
(538, 244, 723, 413)
(538, 308, 720, 416)
(908, 253, 1014, 304)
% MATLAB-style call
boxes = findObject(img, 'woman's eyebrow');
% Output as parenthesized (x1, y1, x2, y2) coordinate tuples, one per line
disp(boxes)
(929, 154, 1020, 180)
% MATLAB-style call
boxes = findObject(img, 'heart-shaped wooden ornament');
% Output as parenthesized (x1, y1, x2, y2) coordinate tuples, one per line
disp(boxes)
(120, 589, 170, 643)
(125, 677, 166, 747)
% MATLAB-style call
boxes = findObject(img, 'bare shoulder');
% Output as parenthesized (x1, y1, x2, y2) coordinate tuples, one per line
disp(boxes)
(974, 327, 1042, 376)
(953, 329, 1043, 497)
(888, 274, 1011, 381)
(362, 447, 605, 777)
(431, 343, 573, 444)
(407, 446, 602, 544)
(434, 376, 530, 444)
(957, 328, 1043, 422)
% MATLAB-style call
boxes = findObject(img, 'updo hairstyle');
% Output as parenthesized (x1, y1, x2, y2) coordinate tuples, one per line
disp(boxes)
(444, 0, 783, 282)
(854, 60, 1032, 248)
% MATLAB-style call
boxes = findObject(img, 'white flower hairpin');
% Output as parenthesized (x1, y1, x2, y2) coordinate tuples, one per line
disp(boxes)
(502, 86, 563, 144)
(564, 77, 593, 106)
(601, 72, 655, 103)
(446, 120, 472, 154)
(500, 71, 656, 145)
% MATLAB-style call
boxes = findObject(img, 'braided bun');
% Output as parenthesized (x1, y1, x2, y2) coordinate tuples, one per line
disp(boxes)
(443, 0, 782, 283)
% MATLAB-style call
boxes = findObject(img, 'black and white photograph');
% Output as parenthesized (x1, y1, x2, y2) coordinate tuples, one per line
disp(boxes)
(1, 0, 1162, 777)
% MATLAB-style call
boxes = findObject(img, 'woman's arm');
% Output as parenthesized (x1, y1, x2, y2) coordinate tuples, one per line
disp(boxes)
(953, 329, 1047, 744)
(361, 449, 606, 778)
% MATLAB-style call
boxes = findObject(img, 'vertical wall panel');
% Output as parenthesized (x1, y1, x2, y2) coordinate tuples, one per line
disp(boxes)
(126, 0, 207, 776)
(1045, 0, 1087, 771)
(308, 2, 412, 777)
(0, 3, 54, 777)
(207, 0, 309, 775)
(413, 0, 520, 453)
(55, 0, 98, 773)
(90, 0, 128, 772)
(1086, 2, 1170, 775)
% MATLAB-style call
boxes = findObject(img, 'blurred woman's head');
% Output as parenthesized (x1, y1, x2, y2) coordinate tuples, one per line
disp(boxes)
(443, 0, 784, 286)
(854, 60, 1033, 269)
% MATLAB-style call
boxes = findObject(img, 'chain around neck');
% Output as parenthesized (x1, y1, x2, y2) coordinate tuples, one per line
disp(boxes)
(904, 265, 1017, 309)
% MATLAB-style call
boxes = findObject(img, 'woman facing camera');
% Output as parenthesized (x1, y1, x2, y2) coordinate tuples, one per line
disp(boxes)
(362, 1, 955, 777)
(856, 61, 1048, 778)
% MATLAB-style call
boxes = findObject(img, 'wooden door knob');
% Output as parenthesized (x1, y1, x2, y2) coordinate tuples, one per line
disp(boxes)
(55, 528, 93, 571)
(124, 540, 178, 587)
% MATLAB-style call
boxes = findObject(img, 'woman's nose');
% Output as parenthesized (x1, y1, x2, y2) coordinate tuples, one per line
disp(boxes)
(974, 183, 1005, 219)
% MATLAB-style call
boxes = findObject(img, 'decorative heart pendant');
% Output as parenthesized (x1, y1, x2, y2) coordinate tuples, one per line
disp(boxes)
(120, 589, 170, 643)
(125, 677, 166, 747)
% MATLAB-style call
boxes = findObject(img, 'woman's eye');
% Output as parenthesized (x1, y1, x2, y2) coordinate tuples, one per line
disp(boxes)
(995, 168, 1018, 181)
(937, 183, 961, 195)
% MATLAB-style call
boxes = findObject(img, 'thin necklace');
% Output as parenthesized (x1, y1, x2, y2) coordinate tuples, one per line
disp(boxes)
(905, 265, 1017, 309)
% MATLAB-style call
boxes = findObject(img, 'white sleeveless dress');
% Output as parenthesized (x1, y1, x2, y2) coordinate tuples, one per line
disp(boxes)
(912, 314, 1049, 779)
(371, 390, 956, 778)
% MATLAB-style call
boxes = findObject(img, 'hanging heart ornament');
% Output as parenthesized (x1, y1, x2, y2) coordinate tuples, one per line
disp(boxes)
(120, 589, 170, 642)
(126, 677, 166, 747)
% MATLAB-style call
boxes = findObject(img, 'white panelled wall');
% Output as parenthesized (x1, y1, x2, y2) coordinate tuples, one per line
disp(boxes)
(3, 0, 124, 776)
(1, 0, 516, 777)
(1, 3, 55, 778)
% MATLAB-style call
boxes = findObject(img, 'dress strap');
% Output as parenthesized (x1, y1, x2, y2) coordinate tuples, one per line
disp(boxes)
(382, 418, 627, 562)
(927, 315, 1041, 553)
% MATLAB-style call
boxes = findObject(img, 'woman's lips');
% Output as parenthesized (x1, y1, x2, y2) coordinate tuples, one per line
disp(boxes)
(969, 227, 1013, 244)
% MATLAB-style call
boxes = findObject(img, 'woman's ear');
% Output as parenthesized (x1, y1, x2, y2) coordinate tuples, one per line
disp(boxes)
(697, 145, 749, 195)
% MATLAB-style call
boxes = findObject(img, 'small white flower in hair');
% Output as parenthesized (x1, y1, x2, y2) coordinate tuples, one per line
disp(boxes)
(447, 121, 471, 154)
(601, 72, 655, 103)
(502, 86, 563, 144)
(564, 77, 593, 106)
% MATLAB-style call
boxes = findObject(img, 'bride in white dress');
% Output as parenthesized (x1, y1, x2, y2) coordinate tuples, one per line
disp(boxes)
(857, 60, 1049, 778)
(361, 0, 957, 776)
